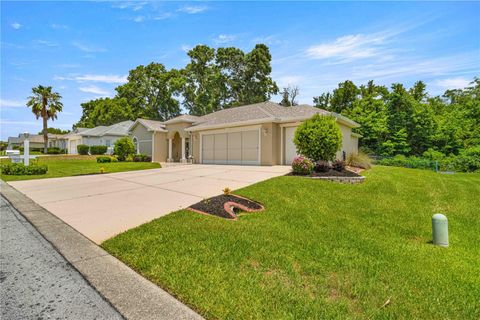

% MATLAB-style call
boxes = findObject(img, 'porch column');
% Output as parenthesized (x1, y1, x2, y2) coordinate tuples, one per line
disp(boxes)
(167, 138, 173, 162)
(180, 137, 187, 163)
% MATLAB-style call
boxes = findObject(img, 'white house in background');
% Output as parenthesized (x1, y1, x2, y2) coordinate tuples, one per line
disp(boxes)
(66, 120, 133, 154)
(7, 133, 68, 150)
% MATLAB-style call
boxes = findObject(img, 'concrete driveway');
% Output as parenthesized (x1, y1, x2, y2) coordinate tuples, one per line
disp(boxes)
(8, 164, 290, 243)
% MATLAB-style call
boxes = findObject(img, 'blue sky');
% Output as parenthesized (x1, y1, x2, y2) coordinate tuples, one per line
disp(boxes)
(1, 1, 479, 140)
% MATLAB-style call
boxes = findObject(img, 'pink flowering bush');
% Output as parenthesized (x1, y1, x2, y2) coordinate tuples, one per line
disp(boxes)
(291, 156, 314, 175)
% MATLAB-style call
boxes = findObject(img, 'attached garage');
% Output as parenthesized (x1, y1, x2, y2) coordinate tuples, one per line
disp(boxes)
(201, 130, 260, 165)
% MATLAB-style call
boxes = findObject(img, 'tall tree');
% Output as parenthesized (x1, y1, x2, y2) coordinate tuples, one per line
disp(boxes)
(116, 63, 183, 121)
(75, 97, 133, 128)
(182, 44, 278, 115)
(182, 45, 223, 116)
(38, 128, 70, 135)
(240, 44, 278, 104)
(314, 80, 359, 112)
(26, 85, 63, 153)
(279, 86, 300, 106)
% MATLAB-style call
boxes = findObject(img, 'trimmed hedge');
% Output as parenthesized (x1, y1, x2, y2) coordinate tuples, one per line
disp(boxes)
(77, 144, 89, 155)
(90, 145, 108, 155)
(47, 147, 65, 154)
(96, 156, 112, 163)
(132, 154, 152, 162)
(1, 163, 48, 175)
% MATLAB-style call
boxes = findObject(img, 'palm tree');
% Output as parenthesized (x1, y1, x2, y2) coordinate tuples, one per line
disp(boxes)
(27, 85, 63, 153)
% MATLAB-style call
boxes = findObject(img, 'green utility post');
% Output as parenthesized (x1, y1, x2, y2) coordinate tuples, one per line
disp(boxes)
(432, 214, 448, 247)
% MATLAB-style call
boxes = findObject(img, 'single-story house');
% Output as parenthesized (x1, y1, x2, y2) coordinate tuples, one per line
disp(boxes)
(7, 133, 68, 150)
(129, 101, 360, 165)
(66, 120, 133, 154)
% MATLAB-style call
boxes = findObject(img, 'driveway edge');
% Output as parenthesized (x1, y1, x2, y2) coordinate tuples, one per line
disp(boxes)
(1, 181, 204, 320)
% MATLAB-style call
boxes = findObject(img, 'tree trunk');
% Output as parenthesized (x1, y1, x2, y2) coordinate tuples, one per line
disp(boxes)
(43, 114, 48, 154)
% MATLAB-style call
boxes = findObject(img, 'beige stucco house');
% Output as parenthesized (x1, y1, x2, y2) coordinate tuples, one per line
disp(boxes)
(129, 102, 360, 165)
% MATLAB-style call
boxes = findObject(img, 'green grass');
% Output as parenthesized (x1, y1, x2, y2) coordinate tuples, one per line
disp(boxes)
(103, 166, 480, 319)
(0, 155, 160, 181)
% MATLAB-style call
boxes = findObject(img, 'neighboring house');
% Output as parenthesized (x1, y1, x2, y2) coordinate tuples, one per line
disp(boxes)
(66, 120, 133, 154)
(7, 134, 68, 150)
(129, 101, 360, 165)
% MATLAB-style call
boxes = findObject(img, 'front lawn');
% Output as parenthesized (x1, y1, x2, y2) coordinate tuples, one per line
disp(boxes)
(0, 155, 160, 181)
(103, 166, 479, 319)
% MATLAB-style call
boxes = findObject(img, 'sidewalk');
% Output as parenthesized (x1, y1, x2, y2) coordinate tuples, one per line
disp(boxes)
(0, 181, 204, 320)
(0, 195, 123, 319)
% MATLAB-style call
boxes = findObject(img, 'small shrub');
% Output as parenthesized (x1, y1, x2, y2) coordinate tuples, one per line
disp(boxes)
(114, 137, 135, 161)
(294, 114, 342, 161)
(314, 160, 330, 173)
(110, 156, 119, 162)
(133, 154, 152, 162)
(100, 167, 105, 174)
(223, 187, 232, 195)
(90, 145, 108, 155)
(1, 163, 48, 175)
(77, 144, 89, 155)
(292, 156, 314, 175)
(96, 156, 112, 163)
(332, 160, 346, 172)
(346, 152, 372, 169)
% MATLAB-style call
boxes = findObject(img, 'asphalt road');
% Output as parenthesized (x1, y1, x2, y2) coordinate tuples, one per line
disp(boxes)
(0, 196, 123, 320)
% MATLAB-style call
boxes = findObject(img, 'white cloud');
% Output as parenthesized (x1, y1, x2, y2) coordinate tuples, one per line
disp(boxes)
(54, 74, 127, 84)
(253, 35, 287, 46)
(50, 23, 68, 30)
(178, 5, 207, 14)
(153, 12, 173, 20)
(113, 1, 147, 11)
(132, 15, 145, 23)
(33, 39, 59, 47)
(79, 85, 111, 96)
(181, 44, 192, 52)
(11, 22, 22, 30)
(0, 99, 25, 108)
(276, 75, 303, 87)
(213, 34, 237, 45)
(72, 42, 106, 53)
(432, 77, 471, 89)
(306, 33, 388, 62)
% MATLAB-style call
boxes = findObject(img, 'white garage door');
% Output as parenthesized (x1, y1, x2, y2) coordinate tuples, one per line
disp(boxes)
(202, 130, 259, 165)
(69, 140, 79, 154)
(284, 126, 299, 165)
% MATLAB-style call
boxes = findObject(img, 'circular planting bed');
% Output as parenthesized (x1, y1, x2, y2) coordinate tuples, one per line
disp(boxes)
(189, 194, 264, 220)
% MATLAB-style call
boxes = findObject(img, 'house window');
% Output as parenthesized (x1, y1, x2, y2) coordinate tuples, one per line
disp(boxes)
(132, 137, 139, 154)
(106, 140, 111, 147)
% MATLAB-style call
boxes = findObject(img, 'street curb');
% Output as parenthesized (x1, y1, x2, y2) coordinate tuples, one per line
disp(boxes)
(1, 181, 204, 320)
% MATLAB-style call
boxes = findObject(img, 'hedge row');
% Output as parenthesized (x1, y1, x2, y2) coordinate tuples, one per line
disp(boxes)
(77, 145, 108, 155)
(0, 163, 48, 175)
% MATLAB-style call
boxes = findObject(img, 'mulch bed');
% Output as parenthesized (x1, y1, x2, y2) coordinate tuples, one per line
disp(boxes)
(288, 169, 361, 177)
(189, 194, 264, 220)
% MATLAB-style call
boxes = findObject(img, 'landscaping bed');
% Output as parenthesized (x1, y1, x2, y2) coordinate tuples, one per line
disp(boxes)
(289, 168, 360, 177)
(189, 194, 263, 220)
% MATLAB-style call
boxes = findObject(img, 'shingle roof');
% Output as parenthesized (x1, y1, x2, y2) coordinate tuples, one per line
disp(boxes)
(129, 119, 167, 132)
(78, 120, 134, 137)
(7, 133, 68, 144)
(164, 114, 200, 124)
(186, 101, 339, 130)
